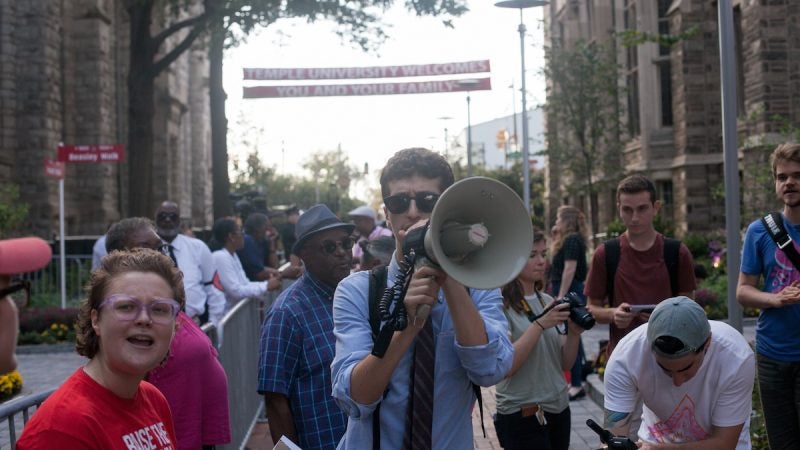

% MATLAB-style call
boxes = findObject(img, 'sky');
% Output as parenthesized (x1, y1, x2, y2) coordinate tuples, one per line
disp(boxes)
(223, 1, 548, 195)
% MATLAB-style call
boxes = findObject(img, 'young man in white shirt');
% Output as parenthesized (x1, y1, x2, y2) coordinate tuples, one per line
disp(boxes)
(603, 296, 754, 449)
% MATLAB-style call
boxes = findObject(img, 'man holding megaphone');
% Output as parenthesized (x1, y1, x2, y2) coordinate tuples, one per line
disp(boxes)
(331, 148, 516, 450)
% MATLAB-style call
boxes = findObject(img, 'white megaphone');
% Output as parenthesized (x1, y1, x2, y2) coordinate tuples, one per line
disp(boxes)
(403, 176, 533, 291)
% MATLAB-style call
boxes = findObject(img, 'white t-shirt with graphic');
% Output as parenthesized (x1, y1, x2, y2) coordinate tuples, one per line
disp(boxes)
(604, 321, 754, 449)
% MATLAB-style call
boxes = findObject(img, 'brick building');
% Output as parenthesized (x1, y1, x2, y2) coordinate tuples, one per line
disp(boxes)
(544, 0, 799, 236)
(0, 0, 213, 238)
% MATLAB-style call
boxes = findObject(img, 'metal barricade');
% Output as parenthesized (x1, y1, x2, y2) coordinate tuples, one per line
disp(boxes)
(204, 297, 264, 450)
(0, 388, 56, 448)
(18, 255, 92, 307)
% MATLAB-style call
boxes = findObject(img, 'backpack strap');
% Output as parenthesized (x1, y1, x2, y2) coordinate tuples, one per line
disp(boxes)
(603, 238, 621, 305)
(761, 212, 800, 271)
(663, 238, 681, 296)
(368, 265, 388, 450)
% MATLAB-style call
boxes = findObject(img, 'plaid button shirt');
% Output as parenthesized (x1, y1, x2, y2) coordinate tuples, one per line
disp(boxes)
(258, 271, 346, 450)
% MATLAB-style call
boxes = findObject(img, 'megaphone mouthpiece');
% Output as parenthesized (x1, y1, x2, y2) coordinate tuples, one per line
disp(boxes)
(438, 221, 489, 262)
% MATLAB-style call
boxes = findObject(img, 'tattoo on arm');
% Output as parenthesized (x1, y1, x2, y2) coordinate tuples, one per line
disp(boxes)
(605, 409, 631, 429)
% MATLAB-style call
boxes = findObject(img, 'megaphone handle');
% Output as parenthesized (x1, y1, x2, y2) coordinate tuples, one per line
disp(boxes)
(414, 304, 431, 328)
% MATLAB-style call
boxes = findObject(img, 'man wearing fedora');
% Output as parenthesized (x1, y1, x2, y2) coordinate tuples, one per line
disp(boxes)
(603, 296, 754, 449)
(0, 237, 52, 373)
(258, 204, 353, 450)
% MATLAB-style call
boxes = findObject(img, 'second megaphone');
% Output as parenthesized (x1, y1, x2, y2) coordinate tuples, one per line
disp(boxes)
(402, 176, 532, 290)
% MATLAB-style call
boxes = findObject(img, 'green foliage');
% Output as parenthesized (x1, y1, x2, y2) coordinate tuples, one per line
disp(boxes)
(652, 215, 675, 238)
(231, 147, 366, 216)
(605, 219, 626, 237)
(544, 39, 624, 234)
(682, 233, 708, 259)
(0, 184, 30, 238)
(616, 25, 700, 48)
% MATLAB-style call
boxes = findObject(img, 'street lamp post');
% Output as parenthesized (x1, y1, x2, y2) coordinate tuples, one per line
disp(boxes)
(458, 79, 481, 177)
(496, 0, 548, 213)
(438, 116, 453, 159)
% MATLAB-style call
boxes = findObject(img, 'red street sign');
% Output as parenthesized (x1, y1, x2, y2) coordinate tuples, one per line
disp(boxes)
(57, 144, 125, 163)
(44, 159, 65, 179)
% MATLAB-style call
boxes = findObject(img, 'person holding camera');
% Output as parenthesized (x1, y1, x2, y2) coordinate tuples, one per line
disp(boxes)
(331, 147, 513, 449)
(494, 230, 586, 450)
(603, 296, 754, 449)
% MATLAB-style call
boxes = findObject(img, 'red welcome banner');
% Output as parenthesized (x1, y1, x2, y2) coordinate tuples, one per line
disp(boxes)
(243, 60, 490, 81)
(243, 78, 492, 99)
(57, 144, 125, 163)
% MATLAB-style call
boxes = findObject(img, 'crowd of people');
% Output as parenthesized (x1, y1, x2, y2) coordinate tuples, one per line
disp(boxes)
(0, 143, 798, 449)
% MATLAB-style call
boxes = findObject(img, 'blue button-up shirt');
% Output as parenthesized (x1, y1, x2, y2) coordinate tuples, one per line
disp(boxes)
(331, 257, 513, 449)
(258, 271, 347, 450)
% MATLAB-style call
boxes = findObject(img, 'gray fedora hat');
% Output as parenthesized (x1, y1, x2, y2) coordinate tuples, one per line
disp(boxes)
(292, 204, 355, 255)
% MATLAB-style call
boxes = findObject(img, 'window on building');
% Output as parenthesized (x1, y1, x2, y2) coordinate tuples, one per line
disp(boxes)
(624, 0, 641, 137)
(656, 0, 673, 127)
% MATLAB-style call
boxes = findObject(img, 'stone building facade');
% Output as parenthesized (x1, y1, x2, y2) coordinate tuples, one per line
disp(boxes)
(0, 0, 213, 239)
(544, 0, 799, 236)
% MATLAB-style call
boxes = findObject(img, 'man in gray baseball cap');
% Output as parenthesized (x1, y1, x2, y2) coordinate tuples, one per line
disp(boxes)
(603, 296, 755, 449)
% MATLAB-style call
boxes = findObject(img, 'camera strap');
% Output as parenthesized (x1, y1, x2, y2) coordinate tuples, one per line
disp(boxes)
(521, 291, 548, 323)
(761, 212, 800, 272)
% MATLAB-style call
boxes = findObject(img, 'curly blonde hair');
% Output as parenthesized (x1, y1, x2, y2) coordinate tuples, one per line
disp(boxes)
(75, 249, 185, 359)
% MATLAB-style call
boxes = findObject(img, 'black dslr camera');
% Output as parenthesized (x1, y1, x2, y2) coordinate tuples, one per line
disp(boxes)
(586, 419, 637, 450)
(553, 292, 595, 330)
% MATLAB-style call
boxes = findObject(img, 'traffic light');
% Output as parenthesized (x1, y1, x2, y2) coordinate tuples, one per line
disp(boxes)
(496, 129, 507, 149)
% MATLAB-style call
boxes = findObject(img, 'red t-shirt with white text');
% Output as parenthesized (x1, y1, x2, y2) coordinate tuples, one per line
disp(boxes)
(17, 368, 177, 450)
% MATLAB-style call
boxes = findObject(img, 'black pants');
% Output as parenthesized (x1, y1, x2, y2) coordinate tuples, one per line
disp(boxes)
(757, 353, 800, 450)
(494, 407, 571, 450)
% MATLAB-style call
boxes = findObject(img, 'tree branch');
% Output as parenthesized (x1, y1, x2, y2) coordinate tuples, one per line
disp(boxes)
(149, 16, 210, 80)
(152, 12, 210, 50)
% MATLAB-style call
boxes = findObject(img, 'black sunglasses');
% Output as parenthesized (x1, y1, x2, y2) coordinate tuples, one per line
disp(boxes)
(320, 237, 355, 255)
(0, 280, 31, 309)
(156, 212, 179, 222)
(383, 192, 440, 214)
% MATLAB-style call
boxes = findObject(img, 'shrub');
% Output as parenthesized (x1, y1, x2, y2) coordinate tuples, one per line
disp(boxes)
(683, 233, 708, 260)
(18, 307, 79, 345)
(0, 370, 23, 402)
(19, 307, 79, 333)
(605, 219, 626, 238)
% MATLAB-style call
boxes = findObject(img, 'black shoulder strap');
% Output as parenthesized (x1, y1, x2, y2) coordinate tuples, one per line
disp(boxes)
(367, 265, 388, 450)
(663, 238, 681, 296)
(604, 238, 621, 304)
(368, 265, 388, 340)
(761, 212, 800, 271)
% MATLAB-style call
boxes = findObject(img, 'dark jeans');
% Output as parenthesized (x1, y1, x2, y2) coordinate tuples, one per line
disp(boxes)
(494, 407, 571, 450)
(757, 353, 800, 450)
(551, 280, 587, 388)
